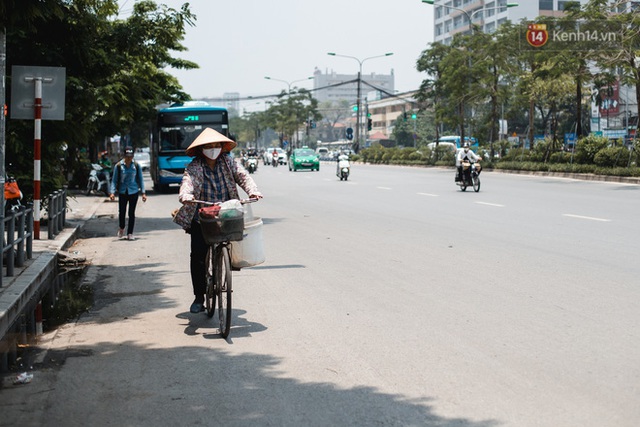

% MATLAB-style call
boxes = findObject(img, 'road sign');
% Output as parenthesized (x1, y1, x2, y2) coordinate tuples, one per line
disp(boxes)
(10, 66, 66, 120)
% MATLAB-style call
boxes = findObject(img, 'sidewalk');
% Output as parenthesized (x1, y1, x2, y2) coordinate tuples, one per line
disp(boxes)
(0, 191, 106, 346)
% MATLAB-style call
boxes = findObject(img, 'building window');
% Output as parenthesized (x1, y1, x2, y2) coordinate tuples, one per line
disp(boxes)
(539, 0, 553, 10)
(435, 5, 443, 19)
(436, 23, 443, 36)
(557, 1, 573, 11)
(486, 1, 495, 17)
(454, 14, 464, 29)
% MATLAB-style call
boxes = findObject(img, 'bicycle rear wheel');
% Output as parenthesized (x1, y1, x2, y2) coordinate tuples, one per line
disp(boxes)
(217, 245, 232, 338)
(205, 246, 216, 318)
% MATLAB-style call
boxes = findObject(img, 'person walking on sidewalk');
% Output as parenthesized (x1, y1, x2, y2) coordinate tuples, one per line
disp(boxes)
(109, 146, 147, 240)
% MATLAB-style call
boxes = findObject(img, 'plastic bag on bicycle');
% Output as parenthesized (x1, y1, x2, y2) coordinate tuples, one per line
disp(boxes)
(198, 205, 221, 219)
(218, 200, 244, 219)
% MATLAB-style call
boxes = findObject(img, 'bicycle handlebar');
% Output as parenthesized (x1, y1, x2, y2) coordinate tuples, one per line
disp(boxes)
(188, 198, 259, 206)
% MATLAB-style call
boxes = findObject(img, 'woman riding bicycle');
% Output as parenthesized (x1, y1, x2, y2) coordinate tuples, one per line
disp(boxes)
(173, 128, 263, 314)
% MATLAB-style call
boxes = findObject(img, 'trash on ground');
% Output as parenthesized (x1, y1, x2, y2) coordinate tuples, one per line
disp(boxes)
(13, 372, 33, 385)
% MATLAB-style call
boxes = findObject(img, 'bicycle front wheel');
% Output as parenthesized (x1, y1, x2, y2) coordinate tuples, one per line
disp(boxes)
(472, 175, 481, 192)
(205, 246, 216, 318)
(217, 245, 233, 338)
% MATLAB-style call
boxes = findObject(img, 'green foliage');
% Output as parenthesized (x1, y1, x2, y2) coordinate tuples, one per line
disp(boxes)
(574, 135, 608, 164)
(4, 0, 196, 197)
(594, 147, 632, 167)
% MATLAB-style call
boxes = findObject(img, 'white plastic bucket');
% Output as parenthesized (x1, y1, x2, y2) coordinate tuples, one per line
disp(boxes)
(231, 217, 265, 268)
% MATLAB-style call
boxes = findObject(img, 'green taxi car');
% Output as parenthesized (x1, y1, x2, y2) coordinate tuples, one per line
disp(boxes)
(289, 148, 320, 172)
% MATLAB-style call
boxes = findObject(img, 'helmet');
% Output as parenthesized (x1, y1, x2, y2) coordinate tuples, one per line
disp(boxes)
(462, 142, 470, 149)
(124, 146, 134, 157)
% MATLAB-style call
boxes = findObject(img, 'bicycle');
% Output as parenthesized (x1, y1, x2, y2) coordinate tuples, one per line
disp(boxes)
(193, 198, 258, 338)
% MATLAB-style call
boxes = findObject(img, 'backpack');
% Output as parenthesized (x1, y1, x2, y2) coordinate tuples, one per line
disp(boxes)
(114, 160, 140, 189)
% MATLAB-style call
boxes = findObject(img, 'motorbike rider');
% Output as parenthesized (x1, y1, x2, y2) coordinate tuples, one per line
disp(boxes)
(456, 142, 481, 182)
(336, 151, 349, 175)
(97, 151, 112, 185)
(272, 148, 279, 166)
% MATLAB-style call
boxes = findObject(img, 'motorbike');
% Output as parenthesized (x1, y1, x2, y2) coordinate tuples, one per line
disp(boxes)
(4, 175, 23, 216)
(456, 161, 481, 192)
(336, 155, 350, 181)
(272, 154, 278, 167)
(246, 157, 258, 174)
(86, 163, 111, 196)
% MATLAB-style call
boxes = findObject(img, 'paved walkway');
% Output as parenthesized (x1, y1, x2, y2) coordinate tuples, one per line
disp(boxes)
(0, 191, 107, 344)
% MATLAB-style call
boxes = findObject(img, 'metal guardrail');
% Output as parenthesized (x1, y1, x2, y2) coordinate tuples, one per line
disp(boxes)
(47, 189, 67, 239)
(1, 188, 67, 286)
(2, 205, 34, 287)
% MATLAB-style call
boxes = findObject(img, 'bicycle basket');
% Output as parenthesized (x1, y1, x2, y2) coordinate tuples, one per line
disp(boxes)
(200, 216, 244, 245)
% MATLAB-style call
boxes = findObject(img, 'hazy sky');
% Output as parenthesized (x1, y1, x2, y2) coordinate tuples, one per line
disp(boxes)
(118, 0, 434, 107)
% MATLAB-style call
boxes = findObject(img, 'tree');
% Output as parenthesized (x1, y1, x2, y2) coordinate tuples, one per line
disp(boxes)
(417, 41, 451, 146)
(4, 0, 196, 195)
(317, 100, 351, 141)
(263, 89, 321, 151)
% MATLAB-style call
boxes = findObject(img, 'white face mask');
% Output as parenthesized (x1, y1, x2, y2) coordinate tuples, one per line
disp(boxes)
(464, 148, 469, 153)
(202, 147, 222, 160)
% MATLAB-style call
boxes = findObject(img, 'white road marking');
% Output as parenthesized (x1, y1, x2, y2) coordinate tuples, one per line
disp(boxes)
(563, 214, 611, 222)
(475, 202, 504, 207)
(377, 187, 392, 190)
(417, 192, 439, 197)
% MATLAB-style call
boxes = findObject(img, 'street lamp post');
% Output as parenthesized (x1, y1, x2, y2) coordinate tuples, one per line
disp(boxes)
(264, 76, 314, 94)
(327, 52, 393, 151)
(422, 0, 518, 145)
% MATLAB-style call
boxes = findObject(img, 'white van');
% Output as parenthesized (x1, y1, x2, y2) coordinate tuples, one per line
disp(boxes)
(316, 147, 329, 156)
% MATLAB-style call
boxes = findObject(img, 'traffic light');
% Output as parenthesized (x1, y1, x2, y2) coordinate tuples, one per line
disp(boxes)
(403, 112, 407, 121)
(411, 113, 417, 120)
(310, 120, 316, 129)
(352, 105, 358, 112)
(367, 118, 372, 131)
(346, 127, 353, 140)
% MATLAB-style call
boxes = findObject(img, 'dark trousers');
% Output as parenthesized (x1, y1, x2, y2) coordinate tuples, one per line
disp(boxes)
(118, 192, 139, 234)
(190, 220, 208, 300)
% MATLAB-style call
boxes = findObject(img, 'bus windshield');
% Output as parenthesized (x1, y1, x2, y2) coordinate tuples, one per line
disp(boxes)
(151, 102, 230, 193)
(159, 124, 227, 152)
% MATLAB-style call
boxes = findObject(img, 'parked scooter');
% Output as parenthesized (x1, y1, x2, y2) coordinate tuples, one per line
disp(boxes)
(4, 175, 23, 216)
(246, 157, 258, 174)
(456, 161, 481, 192)
(86, 163, 111, 196)
(336, 154, 350, 181)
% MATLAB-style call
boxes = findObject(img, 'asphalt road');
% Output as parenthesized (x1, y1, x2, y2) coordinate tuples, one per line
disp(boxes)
(2, 164, 639, 426)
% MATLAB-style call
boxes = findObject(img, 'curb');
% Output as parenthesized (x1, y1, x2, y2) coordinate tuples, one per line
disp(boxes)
(0, 195, 105, 351)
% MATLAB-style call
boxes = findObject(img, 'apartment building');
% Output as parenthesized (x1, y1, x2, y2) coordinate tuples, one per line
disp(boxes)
(313, 67, 395, 104)
(433, 0, 591, 44)
(365, 91, 419, 143)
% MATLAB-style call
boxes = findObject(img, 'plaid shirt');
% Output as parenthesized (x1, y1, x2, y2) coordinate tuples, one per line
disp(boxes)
(197, 160, 231, 217)
(173, 155, 261, 230)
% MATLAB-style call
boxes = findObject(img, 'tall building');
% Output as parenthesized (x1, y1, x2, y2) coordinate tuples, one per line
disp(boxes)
(433, 0, 590, 44)
(313, 67, 395, 103)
